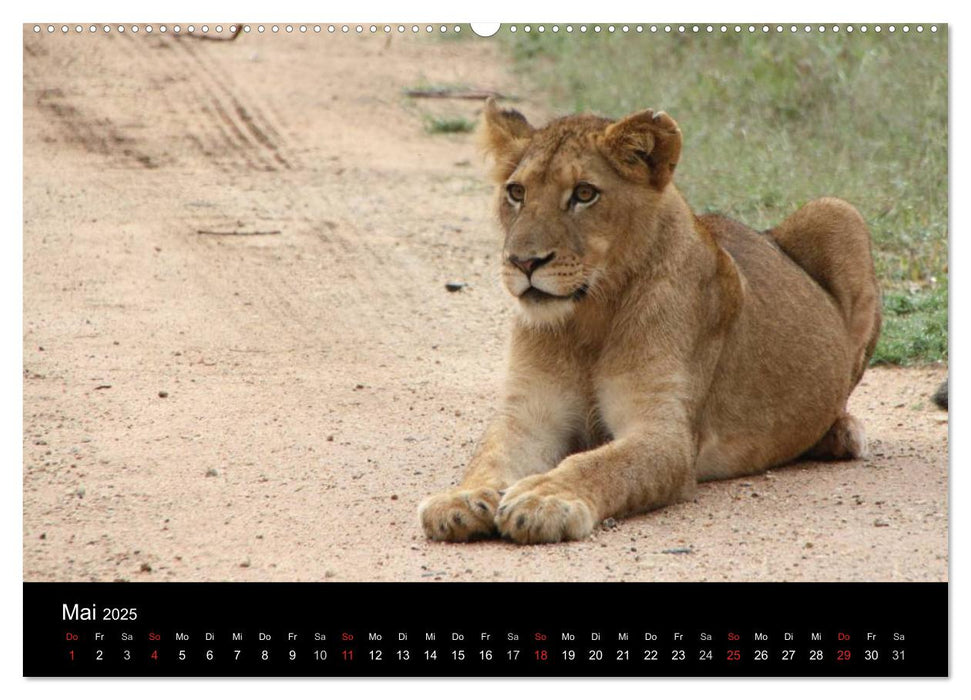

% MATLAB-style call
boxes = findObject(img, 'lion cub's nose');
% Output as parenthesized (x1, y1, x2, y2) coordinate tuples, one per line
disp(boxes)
(508, 252, 555, 276)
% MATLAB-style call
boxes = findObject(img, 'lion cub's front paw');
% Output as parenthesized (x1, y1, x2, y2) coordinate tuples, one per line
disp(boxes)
(495, 475, 596, 544)
(418, 488, 501, 542)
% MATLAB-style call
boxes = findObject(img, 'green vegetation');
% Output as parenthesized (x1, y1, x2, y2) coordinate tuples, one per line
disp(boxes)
(423, 115, 476, 134)
(501, 27, 948, 365)
(871, 285, 948, 365)
(402, 83, 479, 135)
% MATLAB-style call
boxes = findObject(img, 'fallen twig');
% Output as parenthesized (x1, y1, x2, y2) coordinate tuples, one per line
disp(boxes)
(196, 229, 281, 236)
(404, 88, 513, 101)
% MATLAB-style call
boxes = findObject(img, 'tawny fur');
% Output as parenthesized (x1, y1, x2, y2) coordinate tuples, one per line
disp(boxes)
(419, 99, 882, 544)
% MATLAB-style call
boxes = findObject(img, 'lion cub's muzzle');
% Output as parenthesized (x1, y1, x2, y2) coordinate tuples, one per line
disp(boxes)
(508, 252, 555, 277)
(502, 250, 588, 303)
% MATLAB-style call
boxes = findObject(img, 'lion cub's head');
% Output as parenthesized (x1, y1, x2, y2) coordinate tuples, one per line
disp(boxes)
(481, 99, 682, 327)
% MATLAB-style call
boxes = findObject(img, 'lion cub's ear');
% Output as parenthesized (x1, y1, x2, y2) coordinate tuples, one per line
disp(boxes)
(480, 97, 535, 182)
(601, 109, 682, 190)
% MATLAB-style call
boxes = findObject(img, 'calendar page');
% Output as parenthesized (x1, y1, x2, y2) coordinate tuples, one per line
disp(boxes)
(21, 18, 948, 678)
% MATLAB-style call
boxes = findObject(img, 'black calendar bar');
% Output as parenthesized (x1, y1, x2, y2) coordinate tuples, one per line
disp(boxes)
(24, 582, 947, 677)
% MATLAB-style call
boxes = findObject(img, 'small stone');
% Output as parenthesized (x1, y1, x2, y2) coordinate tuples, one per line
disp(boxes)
(325, 570, 336, 578)
(874, 519, 890, 528)
(240, 560, 251, 568)
(139, 563, 152, 572)
(445, 282, 467, 292)
(205, 468, 219, 477)
(390, 494, 399, 500)
(158, 391, 169, 398)
(662, 546, 693, 555)
(932, 378, 948, 409)
(601, 517, 618, 530)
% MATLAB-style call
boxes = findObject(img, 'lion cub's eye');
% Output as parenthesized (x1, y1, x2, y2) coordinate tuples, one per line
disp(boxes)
(506, 183, 526, 204)
(571, 183, 599, 207)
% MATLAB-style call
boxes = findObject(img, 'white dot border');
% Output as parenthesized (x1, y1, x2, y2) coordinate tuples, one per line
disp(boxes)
(27, 23, 942, 36)
(501, 24, 938, 35)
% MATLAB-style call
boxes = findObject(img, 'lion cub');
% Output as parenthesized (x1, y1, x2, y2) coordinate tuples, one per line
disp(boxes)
(419, 99, 881, 544)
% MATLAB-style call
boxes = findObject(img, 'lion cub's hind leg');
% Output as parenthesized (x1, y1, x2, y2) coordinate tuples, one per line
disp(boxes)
(767, 197, 882, 389)
(770, 199, 879, 467)
(804, 412, 869, 461)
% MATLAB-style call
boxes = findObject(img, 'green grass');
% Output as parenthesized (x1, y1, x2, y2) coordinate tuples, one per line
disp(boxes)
(402, 82, 479, 135)
(872, 285, 948, 365)
(501, 27, 948, 365)
(423, 115, 476, 134)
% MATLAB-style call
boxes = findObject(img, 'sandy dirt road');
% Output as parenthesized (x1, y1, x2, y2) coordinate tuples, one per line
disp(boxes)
(22, 27, 947, 582)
